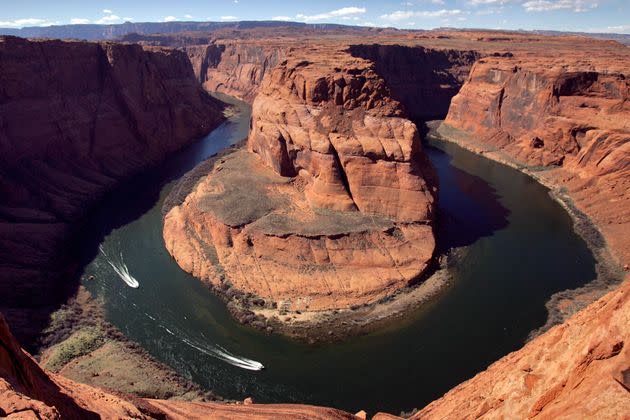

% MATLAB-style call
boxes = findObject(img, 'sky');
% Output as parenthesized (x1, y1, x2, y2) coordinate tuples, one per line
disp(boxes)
(1, 0, 629, 34)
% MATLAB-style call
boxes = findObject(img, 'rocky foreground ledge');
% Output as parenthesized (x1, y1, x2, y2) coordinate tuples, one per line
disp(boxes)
(0, 312, 358, 419)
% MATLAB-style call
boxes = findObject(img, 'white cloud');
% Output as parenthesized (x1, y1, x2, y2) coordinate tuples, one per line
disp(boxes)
(586, 24, 630, 34)
(380, 9, 463, 21)
(522, 0, 598, 12)
(220, 16, 238, 21)
(468, 0, 513, 4)
(184, 14, 193, 19)
(271, 16, 293, 21)
(103, 9, 113, 14)
(123, 17, 134, 21)
(605, 24, 630, 33)
(96, 14, 122, 24)
(476, 8, 500, 15)
(70, 18, 90, 24)
(296, 6, 366, 22)
(0, 18, 56, 28)
(163, 16, 178, 22)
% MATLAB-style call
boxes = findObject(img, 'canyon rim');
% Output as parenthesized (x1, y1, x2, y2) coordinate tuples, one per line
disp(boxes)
(0, 11, 629, 420)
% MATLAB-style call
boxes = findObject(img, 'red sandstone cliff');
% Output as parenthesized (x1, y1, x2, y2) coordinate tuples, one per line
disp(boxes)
(164, 45, 438, 322)
(348, 44, 480, 120)
(185, 42, 287, 102)
(440, 50, 630, 269)
(0, 36, 225, 347)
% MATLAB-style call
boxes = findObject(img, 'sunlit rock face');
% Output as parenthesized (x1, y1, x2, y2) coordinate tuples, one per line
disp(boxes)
(164, 46, 438, 315)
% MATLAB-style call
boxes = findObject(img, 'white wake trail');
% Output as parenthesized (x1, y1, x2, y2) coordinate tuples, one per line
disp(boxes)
(99, 245, 140, 288)
(158, 323, 264, 371)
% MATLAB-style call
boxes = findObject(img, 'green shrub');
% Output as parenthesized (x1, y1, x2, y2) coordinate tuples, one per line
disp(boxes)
(43, 326, 105, 372)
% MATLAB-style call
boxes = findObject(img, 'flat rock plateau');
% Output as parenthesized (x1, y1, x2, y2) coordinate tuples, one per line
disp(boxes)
(0, 23, 628, 419)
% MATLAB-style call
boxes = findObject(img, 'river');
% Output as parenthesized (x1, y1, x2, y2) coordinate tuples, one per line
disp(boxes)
(79, 93, 597, 415)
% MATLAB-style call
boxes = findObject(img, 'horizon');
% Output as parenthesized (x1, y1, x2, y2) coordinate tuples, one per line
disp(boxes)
(1, 1, 629, 35)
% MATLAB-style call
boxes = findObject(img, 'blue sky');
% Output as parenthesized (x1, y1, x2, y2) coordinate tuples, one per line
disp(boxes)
(1, 1, 629, 33)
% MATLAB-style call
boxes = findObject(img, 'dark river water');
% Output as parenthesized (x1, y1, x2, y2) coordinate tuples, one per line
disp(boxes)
(79, 93, 597, 415)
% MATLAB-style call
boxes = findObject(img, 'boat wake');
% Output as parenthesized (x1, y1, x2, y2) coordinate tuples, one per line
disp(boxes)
(99, 245, 140, 288)
(158, 323, 264, 371)
(93, 246, 262, 370)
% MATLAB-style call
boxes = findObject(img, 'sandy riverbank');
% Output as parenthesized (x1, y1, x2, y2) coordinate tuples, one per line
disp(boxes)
(36, 286, 224, 401)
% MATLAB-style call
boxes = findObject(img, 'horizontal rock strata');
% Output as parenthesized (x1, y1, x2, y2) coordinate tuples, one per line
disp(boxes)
(164, 48, 437, 314)
(186, 42, 287, 102)
(439, 51, 629, 282)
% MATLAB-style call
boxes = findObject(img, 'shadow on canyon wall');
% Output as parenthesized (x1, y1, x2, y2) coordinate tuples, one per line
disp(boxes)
(348, 44, 480, 121)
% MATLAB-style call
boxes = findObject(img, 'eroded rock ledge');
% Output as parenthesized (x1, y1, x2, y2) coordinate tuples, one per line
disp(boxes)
(164, 48, 437, 326)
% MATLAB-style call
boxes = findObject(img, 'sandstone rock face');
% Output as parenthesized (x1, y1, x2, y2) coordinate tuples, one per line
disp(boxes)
(423, 37, 630, 419)
(0, 36, 225, 347)
(445, 57, 629, 169)
(248, 55, 436, 221)
(186, 42, 287, 102)
(0, 312, 356, 419)
(164, 48, 437, 315)
(442, 51, 630, 268)
(415, 279, 630, 419)
(348, 44, 480, 120)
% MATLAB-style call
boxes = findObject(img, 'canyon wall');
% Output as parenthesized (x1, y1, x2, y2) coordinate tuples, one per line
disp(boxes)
(444, 56, 629, 169)
(164, 46, 438, 321)
(185, 42, 287, 102)
(348, 44, 480, 120)
(0, 36, 225, 348)
(441, 53, 630, 267)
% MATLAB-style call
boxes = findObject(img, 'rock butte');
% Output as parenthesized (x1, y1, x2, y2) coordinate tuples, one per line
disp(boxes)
(0, 25, 628, 419)
(164, 45, 440, 315)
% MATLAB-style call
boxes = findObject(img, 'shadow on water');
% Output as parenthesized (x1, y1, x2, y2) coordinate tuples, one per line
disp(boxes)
(71, 93, 251, 273)
(427, 143, 510, 253)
